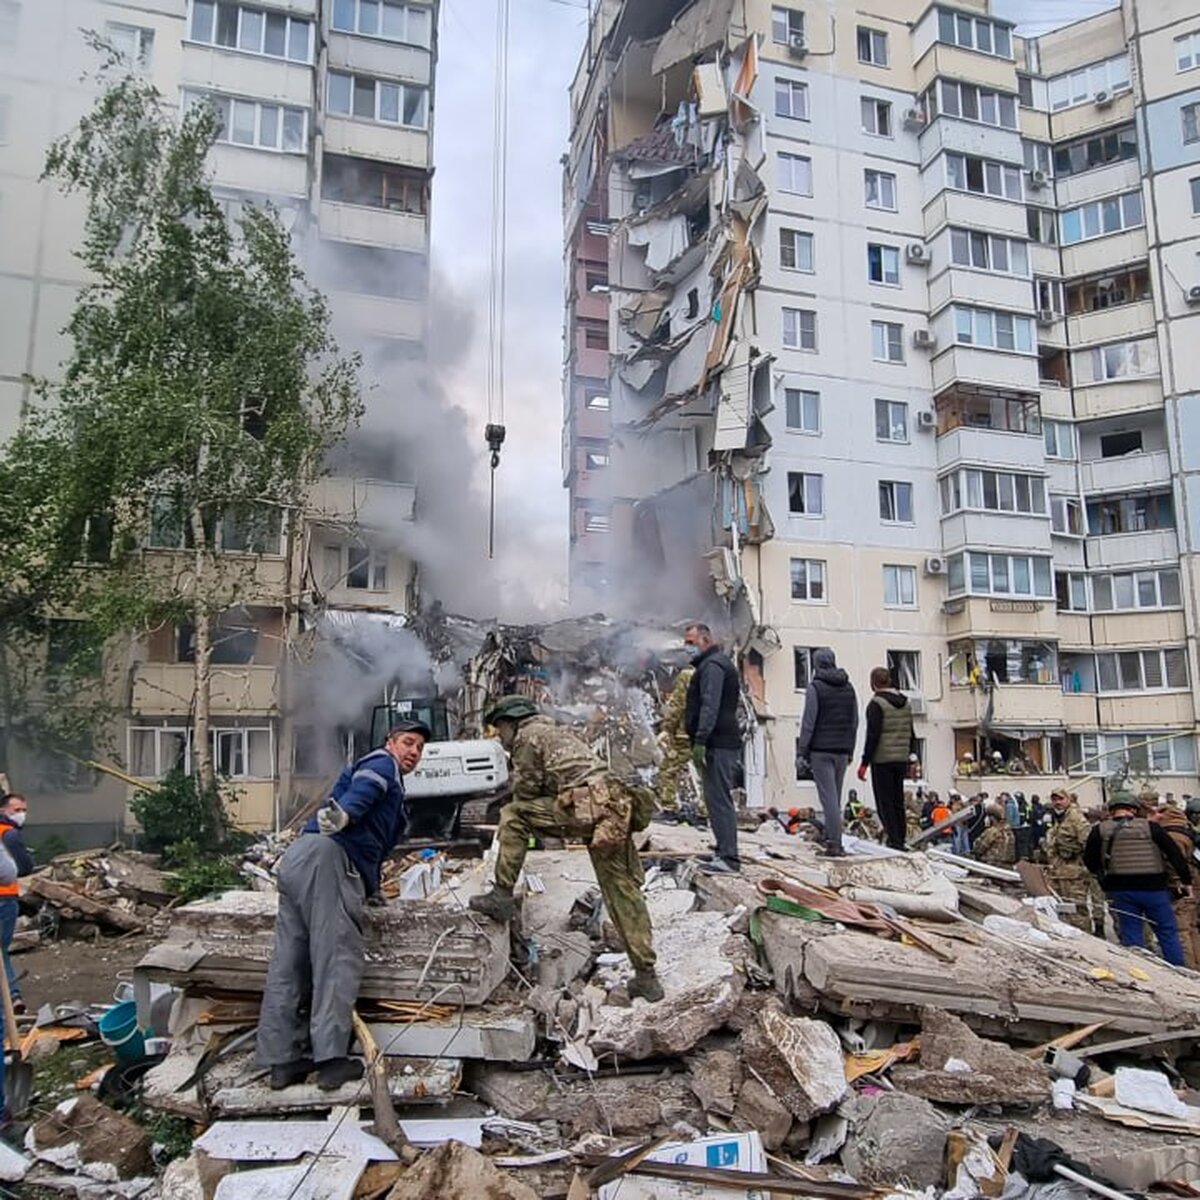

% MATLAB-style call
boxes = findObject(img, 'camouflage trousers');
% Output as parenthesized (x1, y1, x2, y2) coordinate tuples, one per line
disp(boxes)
(1174, 893, 1200, 970)
(656, 737, 703, 814)
(493, 796, 656, 972)
(1047, 864, 1094, 934)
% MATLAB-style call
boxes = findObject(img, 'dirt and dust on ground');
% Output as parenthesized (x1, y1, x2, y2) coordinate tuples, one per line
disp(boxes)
(16, 933, 154, 1013)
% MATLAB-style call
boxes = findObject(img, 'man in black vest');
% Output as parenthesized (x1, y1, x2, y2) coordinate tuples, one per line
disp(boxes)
(796, 648, 858, 857)
(683, 623, 743, 875)
(1084, 791, 1192, 965)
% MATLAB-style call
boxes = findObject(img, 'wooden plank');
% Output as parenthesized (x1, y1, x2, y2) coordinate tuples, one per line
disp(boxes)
(1076, 1027, 1200, 1059)
(26, 875, 145, 932)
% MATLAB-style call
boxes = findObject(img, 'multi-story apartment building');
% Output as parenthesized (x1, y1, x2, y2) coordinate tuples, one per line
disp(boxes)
(0, 0, 436, 842)
(562, 0, 1200, 810)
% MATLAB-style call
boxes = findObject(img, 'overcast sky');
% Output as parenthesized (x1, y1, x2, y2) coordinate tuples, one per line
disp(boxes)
(427, 0, 1117, 610)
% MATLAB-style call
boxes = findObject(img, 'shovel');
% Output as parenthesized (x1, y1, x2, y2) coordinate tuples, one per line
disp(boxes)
(0, 961, 32, 1117)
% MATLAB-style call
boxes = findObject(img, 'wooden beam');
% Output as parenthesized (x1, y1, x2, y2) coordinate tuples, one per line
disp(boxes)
(25, 875, 145, 932)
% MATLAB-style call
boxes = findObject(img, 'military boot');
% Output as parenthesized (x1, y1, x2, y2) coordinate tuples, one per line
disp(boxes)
(628, 969, 665, 1003)
(468, 886, 515, 922)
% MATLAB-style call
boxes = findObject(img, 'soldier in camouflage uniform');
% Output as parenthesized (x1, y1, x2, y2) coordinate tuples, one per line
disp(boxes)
(1044, 789, 1095, 934)
(656, 666, 700, 813)
(469, 696, 663, 1002)
(973, 805, 1016, 867)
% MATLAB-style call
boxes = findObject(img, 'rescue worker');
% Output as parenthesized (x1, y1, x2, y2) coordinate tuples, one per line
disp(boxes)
(903, 788, 923, 844)
(256, 718, 430, 1091)
(656, 665, 699, 815)
(0, 794, 33, 1013)
(956, 751, 979, 778)
(1154, 798, 1200, 969)
(856, 665, 914, 851)
(843, 790, 882, 841)
(1044, 789, 1094, 934)
(974, 804, 1016, 867)
(1084, 792, 1193, 966)
(469, 696, 663, 1003)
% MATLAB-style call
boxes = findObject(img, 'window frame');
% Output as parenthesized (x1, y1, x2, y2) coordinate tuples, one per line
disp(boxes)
(949, 227, 1029, 277)
(871, 320, 904, 363)
(183, 89, 309, 153)
(936, 8, 1012, 59)
(187, 1, 313, 63)
(784, 387, 820, 434)
(779, 226, 814, 272)
(793, 646, 816, 691)
(106, 20, 155, 67)
(330, 0, 433, 48)
(774, 77, 809, 121)
(327, 69, 429, 130)
(947, 551, 1054, 598)
(789, 558, 827, 603)
(883, 564, 918, 609)
(778, 151, 814, 196)
(1048, 55, 1131, 112)
(945, 152, 1022, 201)
(857, 25, 888, 66)
(952, 305, 1035, 354)
(878, 479, 914, 524)
(782, 306, 818, 351)
(1178, 30, 1200, 72)
(864, 168, 897, 211)
(874, 398, 908, 443)
(787, 471, 825, 517)
(867, 242, 901, 286)
(861, 96, 893, 138)
(771, 6, 804, 45)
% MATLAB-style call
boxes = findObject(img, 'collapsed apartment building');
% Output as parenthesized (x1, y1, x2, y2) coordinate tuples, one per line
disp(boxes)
(562, 0, 1200, 811)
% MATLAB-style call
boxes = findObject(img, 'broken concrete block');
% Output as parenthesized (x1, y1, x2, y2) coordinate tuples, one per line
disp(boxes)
(0, 1139, 28, 1183)
(365, 1005, 536, 1062)
(386, 1139, 539, 1200)
(732, 1078, 793, 1151)
(26, 1094, 154, 1182)
(588, 916, 748, 1059)
(891, 1008, 1050, 1106)
(739, 1002, 847, 1121)
(841, 1092, 950, 1189)
(686, 1048, 742, 1117)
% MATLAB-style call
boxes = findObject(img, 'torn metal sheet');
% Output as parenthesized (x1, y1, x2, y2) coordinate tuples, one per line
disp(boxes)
(214, 1157, 363, 1200)
(713, 340, 751, 451)
(619, 356, 663, 392)
(662, 325, 710, 401)
(196, 1119, 397, 1163)
(651, 0, 737, 73)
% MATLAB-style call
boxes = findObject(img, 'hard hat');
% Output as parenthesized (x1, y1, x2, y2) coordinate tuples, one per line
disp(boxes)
(387, 717, 433, 741)
(484, 695, 541, 725)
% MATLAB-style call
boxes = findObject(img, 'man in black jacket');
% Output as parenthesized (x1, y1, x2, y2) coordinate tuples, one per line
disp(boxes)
(796, 648, 858, 857)
(683, 624, 743, 875)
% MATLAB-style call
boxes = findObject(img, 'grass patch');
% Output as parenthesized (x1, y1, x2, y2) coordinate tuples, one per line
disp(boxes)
(29, 1041, 113, 1115)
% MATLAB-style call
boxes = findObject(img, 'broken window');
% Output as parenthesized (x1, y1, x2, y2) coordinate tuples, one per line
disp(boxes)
(887, 650, 921, 691)
(582, 320, 608, 351)
(1086, 491, 1174, 535)
(1100, 429, 1143, 457)
(585, 451, 609, 469)
(322, 154, 428, 214)
(583, 387, 609, 411)
(47, 620, 101, 676)
(346, 546, 389, 591)
(220, 506, 281, 554)
(793, 647, 815, 690)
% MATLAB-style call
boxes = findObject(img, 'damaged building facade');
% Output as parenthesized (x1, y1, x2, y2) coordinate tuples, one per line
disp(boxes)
(562, 0, 1200, 808)
(0, 0, 437, 839)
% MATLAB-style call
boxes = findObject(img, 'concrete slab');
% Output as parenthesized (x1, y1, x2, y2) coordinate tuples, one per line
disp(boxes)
(365, 1005, 536, 1062)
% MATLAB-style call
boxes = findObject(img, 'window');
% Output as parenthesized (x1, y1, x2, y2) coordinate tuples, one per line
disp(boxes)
(1072, 338, 1157, 384)
(875, 398, 907, 442)
(188, 2, 312, 62)
(585, 451, 609, 469)
(867, 243, 900, 285)
(327, 70, 429, 129)
(785, 387, 820, 433)
(1050, 495, 1083, 536)
(1065, 267, 1149, 314)
(1052, 126, 1137, 178)
(864, 169, 897, 210)
(857, 25, 888, 65)
(940, 469, 1046, 516)
(888, 650, 921, 691)
(780, 227, 814, 271)
(1043, 419, 1075, 459)
(1069, 732, 1196, 777)
(584, 512, 610, 534)
(953, 306, 1035, 353)
(772, 6, 804, 44)
(775, 78, 809, 120)
(322, 155, 429, 213)
(346, 546, 388, 591)
(1192, 177, 1200, 215)
(937, 9, 1012, 58)
(584, 387, 610, 411)
(1023, 140, 1052, 174)
(883, 565, 917, 609)
(1091, 568, 1181, 611)
(581, 320, 608, 350)
(935, 390, 1041, 436)
(220, 507, 281, 554)
(1027, 207, 1057, 245)
(1092, 648, 1189, 693)
(106, 22, 154, 68)
(1086, 491, 1174, 536)
(0, 1, 17, 47)
(878, 480, 913, 523)
(1179, 30, 1200, 72)
(148, 495, 186, 549)
(1185, 104, 1200, 145)
(1099, 429, 1142, 458)
(129, 724, 273, 779)
(793, 646, 815, 690)
(928, 80, 1017, 130)
(946, 551, 1053, 597)
(183, 91, 307, 153)
(861, 97, 892, 137)
(778, 152, 813, 196)
(47, 620, 101, 677)
(872, 321, 903, 363)
(0, 94, 9, 144)
(949, 229, 1029, 277)
(1059, 191, 1144, 245)
(1048, 55, 1131, 111)
(331, 0, 433, 47)
(787, 471, 824, 516)
(945, 153, 1022, 201)
(214, 727, 273, 779)
(790, 558, 826, 602)
(782, 307, 817, 351)
(1056, 571, 1089, 612)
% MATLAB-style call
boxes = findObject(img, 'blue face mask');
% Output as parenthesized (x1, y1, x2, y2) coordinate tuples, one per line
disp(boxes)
(686, 644, 702, 661)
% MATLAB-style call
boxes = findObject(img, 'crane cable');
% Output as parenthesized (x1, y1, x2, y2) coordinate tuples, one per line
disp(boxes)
(484, 0, 512, 559)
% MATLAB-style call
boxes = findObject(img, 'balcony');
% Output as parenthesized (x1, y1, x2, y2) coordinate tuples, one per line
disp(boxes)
(138, 549, 288, 604)
(1084, 528, 1178, 569)
(941, 512, 1053, 555)
(324, 115, 430, 170)
(1098, 691, 1196, 728)
(1060, 228, 1148, 279)
(326, 32, 431, 86)
(318, 200, 427, 253)
(1079, 449, 1171, 495)
(180, 44, 312, 106)
(932, 345, 1040, 394)
(329, 292, 424, 341)
(928, 269, 1033, 315)
(936, 425, 1044, 471)
(131, 663, 278, 716)
(924, 191, 1027, 241)
(1090, 610, 1187, 646)
(1073, 377, 1164, 420)
(915, 43, 1018, 95)
(307, 476, 416, 532)
(1062, 692, 1099, 728)
(919, 118, 1023, 172)
(943, 596, 1059, 639)
(1050, 90, 1136, 143)
(208, 144, 309, 199)
(1029, 245, 1061, 279)
(1066, 299, 1155, 347)
(1055, 159, 1142, 210)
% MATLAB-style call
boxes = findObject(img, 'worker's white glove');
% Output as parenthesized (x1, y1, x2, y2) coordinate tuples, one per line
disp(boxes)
(317, 801, 350, 836)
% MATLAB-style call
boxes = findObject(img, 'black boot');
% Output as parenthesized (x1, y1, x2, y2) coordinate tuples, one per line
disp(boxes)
(468, 886, 515, 922)
(269, 1058, 314, 1090)
(316, 1056, 365, 1091)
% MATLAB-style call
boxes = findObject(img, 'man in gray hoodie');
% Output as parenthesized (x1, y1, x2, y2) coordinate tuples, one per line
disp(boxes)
(796, 648, 858, 857)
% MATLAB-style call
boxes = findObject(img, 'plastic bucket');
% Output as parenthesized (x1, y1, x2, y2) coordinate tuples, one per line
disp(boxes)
(98, 1000, 145, 1062)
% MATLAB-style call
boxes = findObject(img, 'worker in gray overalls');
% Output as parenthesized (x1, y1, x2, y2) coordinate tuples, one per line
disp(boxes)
(256, 718, 430, 1091)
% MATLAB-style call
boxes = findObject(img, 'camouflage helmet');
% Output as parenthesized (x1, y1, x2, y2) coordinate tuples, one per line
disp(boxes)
(1108, 789, 1139, 812)
(484, 695, 540, 725)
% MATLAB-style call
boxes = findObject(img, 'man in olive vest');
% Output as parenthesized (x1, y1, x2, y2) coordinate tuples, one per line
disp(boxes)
(856, 666, 914, 850)
(1044, 789, 1095, 934)
(1084, 791, 1192, 965)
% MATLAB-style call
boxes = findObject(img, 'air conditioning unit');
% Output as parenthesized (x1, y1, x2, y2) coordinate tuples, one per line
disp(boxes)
(916, 409, 936, 431)
(1037, 307, 1056, 326)
(906, 242, 929, 264)
(924, 555, 947, 576)
(788, 32, 807, 57)
(912, 329, 936, 350)
(906, 694, 928, 716)
(903, 107, 927, 131)
(1187, 284, 1200, 306)
(1029, 168, 1049, 190)
(1094, 89, 1113, 108)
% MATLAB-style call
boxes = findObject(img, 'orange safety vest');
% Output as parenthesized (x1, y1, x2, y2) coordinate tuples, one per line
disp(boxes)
(0, 819, 20, 896)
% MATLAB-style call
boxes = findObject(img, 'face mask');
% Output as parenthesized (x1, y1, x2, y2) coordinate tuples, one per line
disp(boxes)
(7, 812, 25, 828)
(686, 645, 702, 661)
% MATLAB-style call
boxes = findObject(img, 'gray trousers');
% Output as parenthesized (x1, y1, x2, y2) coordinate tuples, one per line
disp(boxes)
(256, 834, 365, 1067)
(811, 752, 849, 855)
(702, 746, 741, 865)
